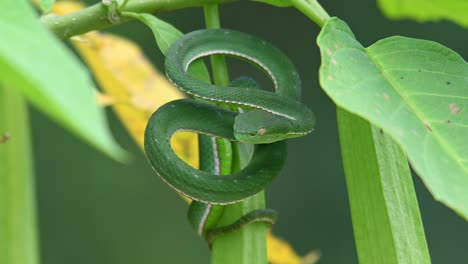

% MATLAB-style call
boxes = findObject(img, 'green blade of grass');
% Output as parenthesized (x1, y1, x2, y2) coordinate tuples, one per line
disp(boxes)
(0, 86, 39, 264)
(337, 108, 431, 264)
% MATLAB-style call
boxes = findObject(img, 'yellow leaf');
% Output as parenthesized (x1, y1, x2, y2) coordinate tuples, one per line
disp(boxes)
(267, 230, 321, 264)
(51, 2, 317, 263)
(50, 2, 198, 168)
(72, 31, 198, 167)
(48, 1, 83, 14)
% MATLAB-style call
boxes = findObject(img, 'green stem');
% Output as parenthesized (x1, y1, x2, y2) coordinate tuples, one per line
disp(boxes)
(203, 4, 230, 86)
(41, 0, 237, 39)
(337, 108, 431, 264)
(290, 0, 330, 27)
(211, 144, 267, 264)
(211, 192, 267, 264)
(0, 86, 39, 264)
(42, 0, 331, 39)
(203, 5, 267, 264)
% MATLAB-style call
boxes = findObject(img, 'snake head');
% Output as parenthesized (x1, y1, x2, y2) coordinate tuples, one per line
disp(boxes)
(234, 110, 293, 144)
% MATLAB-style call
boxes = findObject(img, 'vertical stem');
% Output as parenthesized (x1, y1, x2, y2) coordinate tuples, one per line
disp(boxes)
(337, 108, 431, 264)
(0, 86, 39, 264)
(211, 192, 267, 264)
(203, 4, 230, 86)
(211, 143, 267, 264)
(203, 4, 268, 264)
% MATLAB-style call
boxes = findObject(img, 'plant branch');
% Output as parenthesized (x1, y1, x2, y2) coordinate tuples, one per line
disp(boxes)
(290, 0, 330, 27)
(41, 0, 236, 39)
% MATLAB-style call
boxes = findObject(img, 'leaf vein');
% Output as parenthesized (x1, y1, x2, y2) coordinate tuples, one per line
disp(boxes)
(429, 120, 468, 128)
(385, 68, 466, 78)
(406, 92, 468, 100)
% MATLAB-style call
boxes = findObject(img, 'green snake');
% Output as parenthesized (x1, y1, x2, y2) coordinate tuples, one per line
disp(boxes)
(144, 29, 315, 242)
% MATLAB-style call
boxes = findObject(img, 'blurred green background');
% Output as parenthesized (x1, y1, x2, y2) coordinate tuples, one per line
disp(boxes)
(33, 0, 467, 263)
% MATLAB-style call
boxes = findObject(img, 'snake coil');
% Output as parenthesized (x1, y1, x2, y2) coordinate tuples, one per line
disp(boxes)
(144, 29, 315, 242)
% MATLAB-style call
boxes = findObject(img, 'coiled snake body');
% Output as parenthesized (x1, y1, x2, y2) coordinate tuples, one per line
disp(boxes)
(144, 29, 315, 242)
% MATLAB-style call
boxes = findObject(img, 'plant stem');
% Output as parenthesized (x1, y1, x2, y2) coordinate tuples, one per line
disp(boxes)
(203, 4, 230, 86)
(0, 86, 39, 264)
(211, 142, 267, 264)
(337, 108, 431, 264)
(41, 0, 237, 39)
(211, 192, 267, 264)
(203, 4, 268, 264)
(290, 0, 330, 27)
(42, 0, 331, 39)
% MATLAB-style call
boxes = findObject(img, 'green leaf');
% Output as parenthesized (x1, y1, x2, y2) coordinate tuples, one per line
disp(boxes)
(317, 17, 468, 219)
(122, 12, 182, 55)
(123, 12, 210, 82)
(39, 0, 55, 13)
(377, 0, 468, 28)
(0, 0, 125, 161)
(0, 86, 39, 264)
(338, 108, 431, 264)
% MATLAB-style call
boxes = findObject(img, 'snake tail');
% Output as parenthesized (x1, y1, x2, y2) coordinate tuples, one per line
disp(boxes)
(205, 209, 278, 245)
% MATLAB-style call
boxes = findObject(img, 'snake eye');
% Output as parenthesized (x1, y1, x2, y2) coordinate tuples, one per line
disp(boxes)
(249, 132, 256, 136)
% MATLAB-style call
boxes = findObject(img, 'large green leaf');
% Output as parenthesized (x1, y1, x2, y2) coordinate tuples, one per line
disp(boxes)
(317, 17, 468, 219)
(0, 0, 124, 160)
(377, 0, 468, 28)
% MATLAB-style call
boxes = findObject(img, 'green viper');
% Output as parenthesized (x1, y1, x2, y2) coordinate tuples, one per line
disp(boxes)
(144, 29, 315, 242)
